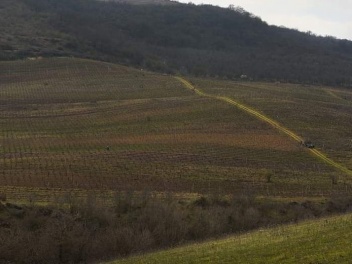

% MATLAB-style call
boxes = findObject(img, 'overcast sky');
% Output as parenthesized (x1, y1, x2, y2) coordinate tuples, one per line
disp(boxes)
(177, 0, 352, 40)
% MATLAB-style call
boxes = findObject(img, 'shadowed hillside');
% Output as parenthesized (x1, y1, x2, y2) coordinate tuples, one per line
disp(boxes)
(99, 0, 177, 5)
(1, 0, 352, 86)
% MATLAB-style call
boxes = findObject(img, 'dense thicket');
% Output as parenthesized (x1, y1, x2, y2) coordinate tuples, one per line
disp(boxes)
(2, 0, 352, 86)
(2, 192, 352, 263)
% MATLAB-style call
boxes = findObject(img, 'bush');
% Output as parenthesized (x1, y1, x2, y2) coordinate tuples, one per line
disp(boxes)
(1, 193, 352, 263)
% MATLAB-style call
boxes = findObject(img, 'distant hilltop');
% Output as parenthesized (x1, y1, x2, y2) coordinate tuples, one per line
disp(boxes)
(1, 0, 352, 86)
(98, 0, 179, 5)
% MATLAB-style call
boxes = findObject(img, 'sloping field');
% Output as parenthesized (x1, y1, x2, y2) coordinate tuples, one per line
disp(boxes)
(110, 213, 352, 264)
(177, 77, 352, 177)
(192, 78, 352, 171)
(0, 58, 349, 202)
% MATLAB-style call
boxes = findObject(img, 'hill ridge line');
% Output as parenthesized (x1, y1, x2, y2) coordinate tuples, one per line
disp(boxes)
(175, 76, 352, 177)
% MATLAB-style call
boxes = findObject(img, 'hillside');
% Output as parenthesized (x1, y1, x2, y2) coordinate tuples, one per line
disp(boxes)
(99, 0, 177, 5)
(110, 213, 352, 264)
(1, 57, 351, 202)
(190, 77, 352, 175)
(2, 0, 352, 86)
(1, 58, 352, 263)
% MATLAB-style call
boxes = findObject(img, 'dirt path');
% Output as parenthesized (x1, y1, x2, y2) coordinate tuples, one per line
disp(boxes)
(324, 89, 344, 100)
(175, 76, 352, 177)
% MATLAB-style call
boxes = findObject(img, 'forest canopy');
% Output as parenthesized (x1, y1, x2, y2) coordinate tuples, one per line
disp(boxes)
(1, 0, 352, 86)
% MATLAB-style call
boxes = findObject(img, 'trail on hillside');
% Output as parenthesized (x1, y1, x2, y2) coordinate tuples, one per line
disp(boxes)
(324, 89, 344, 100)
(175, 76, 352, 177)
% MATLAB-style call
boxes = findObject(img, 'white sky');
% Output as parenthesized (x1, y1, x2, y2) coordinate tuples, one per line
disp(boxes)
(177, 0, 352, 40)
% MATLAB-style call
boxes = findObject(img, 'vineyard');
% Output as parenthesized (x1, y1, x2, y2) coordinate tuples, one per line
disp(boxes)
(0, 58, 351, 204)
(193, 77, 352, 168)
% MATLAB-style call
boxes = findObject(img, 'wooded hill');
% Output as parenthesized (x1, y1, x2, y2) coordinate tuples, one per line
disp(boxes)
(2, 0, 352, 86)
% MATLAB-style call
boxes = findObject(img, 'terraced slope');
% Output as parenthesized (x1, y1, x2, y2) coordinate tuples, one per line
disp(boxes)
(110, 213, 352, 264)
(0, 58, 348, 203)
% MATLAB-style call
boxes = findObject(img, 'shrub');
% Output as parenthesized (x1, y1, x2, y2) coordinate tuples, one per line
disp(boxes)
(1, 193, 352, 263)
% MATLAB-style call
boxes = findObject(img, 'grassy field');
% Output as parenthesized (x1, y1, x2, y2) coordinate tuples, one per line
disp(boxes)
(109, 213, 352, 264)
(0, 58, 351, 203)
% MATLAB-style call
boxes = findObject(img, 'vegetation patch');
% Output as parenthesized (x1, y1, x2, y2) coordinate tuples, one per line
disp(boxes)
(111, 213, 352, 264)
(1, 193, 352, 263)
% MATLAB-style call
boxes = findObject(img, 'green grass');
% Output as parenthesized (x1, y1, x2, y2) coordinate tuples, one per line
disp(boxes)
(109, 213, 352, 264)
